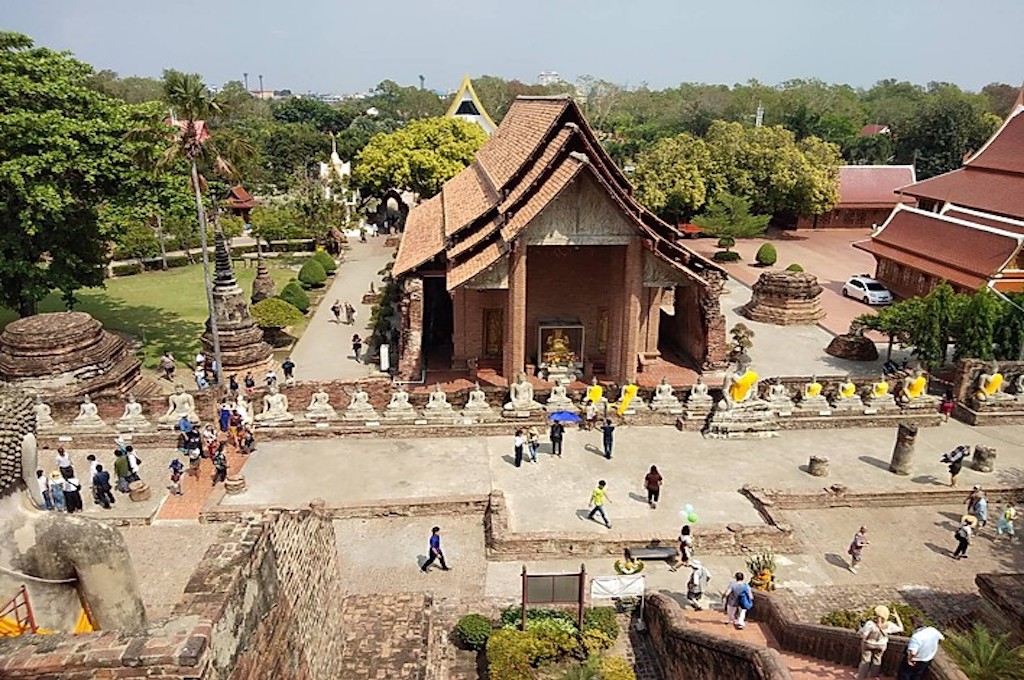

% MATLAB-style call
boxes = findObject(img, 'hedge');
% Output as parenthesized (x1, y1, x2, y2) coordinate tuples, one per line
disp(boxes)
(278, 281, 310, 313)
(298, 259, 327, 288)
(251, 297, 303, 329)
(454, 614, 492, 651)
(312, 250, 338, 274)
(786, 263, 805, 272)
(713, 251, 741, 263)
(755, 243, 777, 266)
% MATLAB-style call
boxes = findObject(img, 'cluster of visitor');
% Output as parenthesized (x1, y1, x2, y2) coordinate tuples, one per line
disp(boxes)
(35, 439, 144, 513)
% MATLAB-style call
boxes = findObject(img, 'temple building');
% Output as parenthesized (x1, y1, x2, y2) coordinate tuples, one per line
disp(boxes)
(855, 102, 1024, 296)
(394, 96, 728, 384)
(445, 76, 497, 135)
(794, 165, 915, 230)
(223, 185, 259, 224)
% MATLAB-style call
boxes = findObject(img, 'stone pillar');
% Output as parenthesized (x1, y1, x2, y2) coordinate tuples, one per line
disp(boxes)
(619, 238, 644, 383)
(808, 456, 830, 477)
(889, 423, 917, 475)
(397, 277, 424, 380)
(972, 445, 997, 473)
(504, 240, 527, 380)
(451, 287, 467, 368)
(702, 273, 729, 369)
(642, 287, 663, 356)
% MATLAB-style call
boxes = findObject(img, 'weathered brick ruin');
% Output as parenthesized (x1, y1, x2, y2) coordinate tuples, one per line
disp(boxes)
(741, 271, 825, 326)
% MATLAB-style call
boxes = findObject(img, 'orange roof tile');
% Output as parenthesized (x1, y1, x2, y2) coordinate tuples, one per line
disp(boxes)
(474, 98, 570, 189)
(837, 165, 915, 208)
(899, 168, 1024, 220)
(442, 162, 497, 238)
(394, 193, 444, 276)
(965, 105, 1024, 174)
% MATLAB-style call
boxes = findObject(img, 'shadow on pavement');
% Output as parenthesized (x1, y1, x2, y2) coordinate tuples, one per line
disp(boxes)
(858, 455, 890, 471)
(824, 553, 851, 571)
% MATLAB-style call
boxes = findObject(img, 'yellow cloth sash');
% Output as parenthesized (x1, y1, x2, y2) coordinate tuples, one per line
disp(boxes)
(806, 382, 822, 398)
(617, 384, 639, 415)
(840, 383, 856, 399)
(729, 371, 758, 402)
(984, 373, 1003, 395)
(871, 382, 889, 398)
(907, 376, 927, 399)
(586, 385, 603, 405)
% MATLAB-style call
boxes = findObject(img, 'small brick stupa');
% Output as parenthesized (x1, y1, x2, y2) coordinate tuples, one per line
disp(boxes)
(741, 271, 825, 326)
(201, 231, 273, 376)
(0, 312, 142, 397)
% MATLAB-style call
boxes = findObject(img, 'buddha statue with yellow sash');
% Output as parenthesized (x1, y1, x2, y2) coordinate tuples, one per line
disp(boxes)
(797, 374, 829, 410)
(831, 375, 863, 410)
(864, 375, 897, 409)
(898, 369, 938, 408)
(717, 365, 760, 410)
(973, 362, 1013, 406)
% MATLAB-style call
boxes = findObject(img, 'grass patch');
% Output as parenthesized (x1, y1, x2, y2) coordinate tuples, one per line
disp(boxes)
(0, 264, 296, 368)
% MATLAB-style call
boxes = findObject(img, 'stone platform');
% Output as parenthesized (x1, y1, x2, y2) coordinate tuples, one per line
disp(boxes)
(953, 402, 1024, 426)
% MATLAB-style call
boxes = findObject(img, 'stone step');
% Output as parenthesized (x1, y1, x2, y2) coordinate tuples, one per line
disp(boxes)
(340, 593, 433, 679)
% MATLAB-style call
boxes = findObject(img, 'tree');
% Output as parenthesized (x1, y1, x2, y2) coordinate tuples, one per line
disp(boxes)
(857, 298, 924, 360)
(0, 32, 156, 315)
(955, 288, 1001, 361)
(994, 292, 1024, 360)
(632, 134, 712, 222)
(272, 97, 353, 133)
(691, 193, 770, 259)
(353, 117, 487, 198)
(263, 122, 330, 190)
(87, 69, 164, 103)
(250, 203, 302, 242)
(367, 80, 444, 120)
(945, 623, 1024, 680)
(251, 297, 303, 330)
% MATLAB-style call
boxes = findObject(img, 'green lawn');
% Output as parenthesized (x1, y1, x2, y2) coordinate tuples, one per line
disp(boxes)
(0, 263, 297, 368)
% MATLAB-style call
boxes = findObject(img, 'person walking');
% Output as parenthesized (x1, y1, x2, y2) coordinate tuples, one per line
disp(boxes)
(125, 446, 142, 484)
(351, 334, 363, 362)
(972, 492, 989, 529)
(113, 450, 131, 493)
(939, 390, 955, 422)
(643, 465, 663, 509)
(945, 445, 968, 486)
(585, 400, 597, 431)
(264, 368, 278, 387)
(282, 357, 296, 382)
(549, 420, 564, 457)
(670, 524, 694, 571)
(63, 475, 84, 514)
(48, 471, 66, 512)
(55, 447, 74, 479)
(345, 302, 356, 325)
(187, 432, 203, 479)
(896, 620, 944, 680)
(588, 480, 612, 528)
(723, 572, 753, 629)
(952, 515, 976, 560)
(686, 560, 712, 611)
(858, 605, 903, 678)
(228, 373, 239, 396)
(212, 443, 228, 486)
(527, 426, 540, 464)
(168, 459, 184, 496)
(36, 470, 52, 510)
(244, 371, 256, 395)
(997, 503, 1018, 539)
(421, 526, 450, 572)
(86, 454, 100, 505)
(847, 526, 870, 573)
(218, 401, 231, 433)
(600, 419, 615, 459)
(513, 429, 525, 468)
(160, 351, 176, 381)
(330, 299, 342, 324)
(92, 465, 115, 509)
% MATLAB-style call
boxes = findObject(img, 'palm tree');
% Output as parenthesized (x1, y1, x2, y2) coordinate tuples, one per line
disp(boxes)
(161, 71, 236, 386)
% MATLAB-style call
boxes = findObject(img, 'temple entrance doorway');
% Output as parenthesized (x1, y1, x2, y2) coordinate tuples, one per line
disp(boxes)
(422, 276, 453, 370)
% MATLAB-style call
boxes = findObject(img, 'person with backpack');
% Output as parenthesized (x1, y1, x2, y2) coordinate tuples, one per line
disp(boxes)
(723, 572, 753, 629)
(686, 561, 712, 611)
(526, 426, 540, 464)
(330, 299, 342, 324)
(62, 475, 84, 513)
(997, 503, 1018, 539)
(858, 605, 903, 679)
(643, 465, 663, 509)
(212, 443, 228, 486)
(48, 471, 66, 511)
(125, 446, 142, 483)
(168, 459, 184, 496)
(92, 465, 115, 509)
(953, 516, 976, 560)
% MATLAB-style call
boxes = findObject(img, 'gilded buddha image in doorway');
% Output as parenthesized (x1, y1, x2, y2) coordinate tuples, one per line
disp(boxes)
(540, 327, 582, 367)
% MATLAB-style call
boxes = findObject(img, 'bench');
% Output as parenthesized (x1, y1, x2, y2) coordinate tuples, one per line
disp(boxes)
(627, 546, 678, 561)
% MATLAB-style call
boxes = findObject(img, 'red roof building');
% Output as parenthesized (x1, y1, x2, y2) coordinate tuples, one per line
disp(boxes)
(223, 185, 260, 222)
(394, 96, 728, 383)
(795, 165, 915, 230)
(858, 124, 891, 137)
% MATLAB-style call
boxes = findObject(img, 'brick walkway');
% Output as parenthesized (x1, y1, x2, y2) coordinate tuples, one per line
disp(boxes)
(340, 593, 432, 679)
(154, 438, 250, 521)
(614, 611, 664, 680)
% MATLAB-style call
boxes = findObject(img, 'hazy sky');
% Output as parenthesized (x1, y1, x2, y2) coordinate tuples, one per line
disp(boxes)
(6, 0, 1023, 94)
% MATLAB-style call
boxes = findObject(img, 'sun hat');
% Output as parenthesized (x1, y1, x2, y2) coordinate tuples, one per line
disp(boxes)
(874, 605, 890, 620)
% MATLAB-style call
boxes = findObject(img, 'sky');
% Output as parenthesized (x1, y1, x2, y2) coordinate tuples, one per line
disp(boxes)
(6, 0, 1024, 95)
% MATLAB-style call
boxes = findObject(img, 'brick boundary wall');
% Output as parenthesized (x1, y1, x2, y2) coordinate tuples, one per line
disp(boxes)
(743, 484, 1024, 513)
(643, 593, 792, 680)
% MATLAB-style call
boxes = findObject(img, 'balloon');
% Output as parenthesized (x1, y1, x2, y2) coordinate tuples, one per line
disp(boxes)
(684, 504, 694, 513)
(687, 512, 698, 523)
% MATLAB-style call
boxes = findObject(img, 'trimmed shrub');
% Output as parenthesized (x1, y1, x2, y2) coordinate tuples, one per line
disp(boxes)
(581, 629, 614, 656)
(487, 629, 542, 680)
(500, 605, 577, 631)
(582, 607, 619, 641)
(525, 618, 577, 660)
(820, 602, 931, 631)
(110, 262, 143, 277)
(755, 243, 777, 266)
(454, 613, 492, 651)
(312, 250, 338, 274)
(298, 259, 327, 288)
(251, 297, 303, 329)
(599, 656, 637, 680)
(717, 236, 736, 249)
(785, 263, 804, 272)
(278, 281, 310, 313)
(712, 250, 741, 263)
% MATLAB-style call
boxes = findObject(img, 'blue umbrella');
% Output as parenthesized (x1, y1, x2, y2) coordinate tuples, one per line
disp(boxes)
(549, 410, 581, 423)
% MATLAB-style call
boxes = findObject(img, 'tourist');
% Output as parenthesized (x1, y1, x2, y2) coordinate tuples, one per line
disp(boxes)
(239, 425, 257, 455)
(966, 485, 984, 515)
(669, 525, 694, 572)
(195, 351, 206, 368)
(168, 459, 184, 496)
(997, 503, 1018, 539)
(420, 526, 450, 572)
(194, 365, 208, 390)
(939, 389, 955, 422)
(345, 302, 356, 325)
(86, 454, 100, 505)
(847, 526, 870, 573)
(201, 423, 217, 455)
(212, 442, 228, 486)
(686, 561, 712, 611)
(244, 371, 256, 394)
(113, 450, 131, 493)
(228, 374, 239, 395)
(92, 465, 115, 509)
(56, 446, 74, 479)
(208, 358, 219, 385)
(265, 368, 277, 387)
(972, 491, 989, 528)
(160, 352, 176, 381)
(125, 446, 142, 484)
(858, 605, 903, 678)
(330, 299, 342, 323)
(282, 356, 296, 382)
(587, 480, 612, 528)
(63, 475, 84, 513)
(643, 465, 663, 509)
(585, 400, 597, 431)
(513, 429, 524, 467)
(896, 619, 944, 680)
(351, 334, 363, 362)
(600, 419, 615, 459)
(218, 401, 231, 433)
(527, 426, 540, 463)
(549, 420, 565, 457)
(952, 515, 976, 560)
(187, 431, 203, 479)
(36, 470, 52, 510)
(48, 471, 66, 511)
(228, 409, 243, 447)
(723, 572, 753, 629)
(943, 445, 968, 486)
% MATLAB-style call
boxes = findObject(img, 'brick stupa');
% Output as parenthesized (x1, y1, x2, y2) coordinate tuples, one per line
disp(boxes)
(201, 231, 273, 376)
(0, 311, 142, 397)
(741, 271, 825, 326)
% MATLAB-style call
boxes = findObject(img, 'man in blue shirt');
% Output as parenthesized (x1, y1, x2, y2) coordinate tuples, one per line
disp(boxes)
(421, 526, 450, 572)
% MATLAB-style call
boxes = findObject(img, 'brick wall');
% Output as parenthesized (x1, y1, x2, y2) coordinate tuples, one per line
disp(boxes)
(643, 594, 791, 680)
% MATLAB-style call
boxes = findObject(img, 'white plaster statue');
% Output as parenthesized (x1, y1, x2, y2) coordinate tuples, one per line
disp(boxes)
(305, 388, 338, 421)
(797, 374, 829, 410)
(650, 376, 682, 413)
(425, 384, 453, 413)
(766, 379, 790, 404)
(685, 376, 713, 407)
(616, 383, 646, 411)
(384, 385, 417, 418)
(545, 378, 577, 413)
(716, 364, 762, 411)
(504, 373, 543, 412)
(160, 384, 199, 424)
(72, 394, 106, 429)
(116, 394, 152, 431)
(256, 384, 294, 424)
(1015, 374, 1024, 402)
(973, 361, 1014, 405)
(236, 394, 252, 425)
(344, 385, 379, 421)
(33, 394, 56, 431)
(465, 383, 489, 410)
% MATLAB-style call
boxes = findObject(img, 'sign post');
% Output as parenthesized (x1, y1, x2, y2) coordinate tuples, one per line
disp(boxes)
(520, 564, 587, 631)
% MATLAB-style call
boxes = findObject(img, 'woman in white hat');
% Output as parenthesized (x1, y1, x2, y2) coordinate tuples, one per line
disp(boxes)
(858, 604, 903, 678)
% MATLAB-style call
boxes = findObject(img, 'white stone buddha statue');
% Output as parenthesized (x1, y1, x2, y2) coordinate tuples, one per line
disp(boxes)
(344, 385, 378, 421)
(72, 394, 106, 429)
(717, 365, 761, 411)
(545, 377, 576, 412)
(898, 369, 938, 408)
(256, 384, 294, 424)
(830, 376, 863, 410)
(384, 385, 417, 419)
(797, 375, 829, 410)
(160, 384, 199, 424)
(973, 361, 1014, 406)
(504, 373, 543, 412)
(305, 388, 338, 421)
(864, 375, 898, 409)
(1015, 373, 1024, 403)
(425, 384, 453, 413)
(33, 394, 56, 432)
(465, 383, 489, 410)
(116, 394, 152, 431)
(650, 376, 682, 413)
(615, 382, 646, 413)
(765, 378, 793, 409)
(685, 376, 713, 408)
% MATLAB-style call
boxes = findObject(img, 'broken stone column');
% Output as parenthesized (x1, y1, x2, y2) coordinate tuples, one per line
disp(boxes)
(972, 445, 997, 473)
(808, 455, 830, 477)
(889, 423, 917, 475)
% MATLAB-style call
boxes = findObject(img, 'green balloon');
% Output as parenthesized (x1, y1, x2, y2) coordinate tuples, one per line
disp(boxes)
(687, 512, 698, 523)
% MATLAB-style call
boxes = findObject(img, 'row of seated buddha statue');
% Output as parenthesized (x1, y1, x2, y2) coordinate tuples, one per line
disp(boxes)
(744, 371, 939, 415)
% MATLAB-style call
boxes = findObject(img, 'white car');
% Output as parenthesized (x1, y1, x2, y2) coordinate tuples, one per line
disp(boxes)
(842, 275, 893, 305)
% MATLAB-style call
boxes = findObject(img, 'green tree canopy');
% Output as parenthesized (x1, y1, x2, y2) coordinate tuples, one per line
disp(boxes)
(272, 96, 354, 133)
(632, 134, 712, 223)
(691, 193, 770, 252)
(353, 117, 488, 198)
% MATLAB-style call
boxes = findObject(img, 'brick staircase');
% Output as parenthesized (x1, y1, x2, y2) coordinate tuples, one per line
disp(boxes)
(339, 593, 433, 679)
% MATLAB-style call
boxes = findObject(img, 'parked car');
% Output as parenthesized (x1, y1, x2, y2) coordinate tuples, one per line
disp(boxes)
(842, 275, 893, 305)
